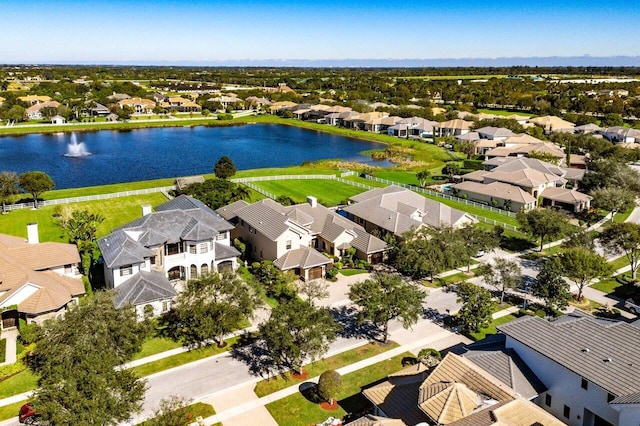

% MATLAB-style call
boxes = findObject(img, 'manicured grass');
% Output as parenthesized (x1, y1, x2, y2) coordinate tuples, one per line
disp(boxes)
(43, 177, 178, 199)
(370, 170, 419, 186)
(0, 340, 5, 364)
(591, 272, 640, 300)
(0, 400, 28, 422)
(0, 193, 169, 242)
(132, 336, 182, 361)
(339, 269, 370, 277)
(139, 402, 215, 426)
(0, 369, 38, 399)
(476, 108, 536, 118)
(467, 314, 517, 341)
(251, 179, 366, 207)
(613, 206, 634, 223)
(130, 336, 241, 377)
(434, 271, 474, 287)
(420, 193, 520, 227)
(569, 297, 602, 312)
(266, 352, 412, 426)
(609, 255, 630, 272)
(254, 341, 399, 397)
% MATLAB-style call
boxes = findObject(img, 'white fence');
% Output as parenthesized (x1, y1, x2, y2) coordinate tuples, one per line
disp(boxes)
(4, 186, 175, 211)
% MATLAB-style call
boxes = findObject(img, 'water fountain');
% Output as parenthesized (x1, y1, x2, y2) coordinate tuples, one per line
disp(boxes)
(64, 133, 91, 157)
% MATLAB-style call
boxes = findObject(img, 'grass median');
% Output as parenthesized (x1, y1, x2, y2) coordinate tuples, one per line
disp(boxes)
(265, 351, 412, 426)
(254, 341, 398, 397)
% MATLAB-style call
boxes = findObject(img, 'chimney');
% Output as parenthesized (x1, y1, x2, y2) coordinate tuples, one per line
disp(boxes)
(307, 196, 317, 208)
(142, 204, 152, 216)
(27, 222, 39, 244)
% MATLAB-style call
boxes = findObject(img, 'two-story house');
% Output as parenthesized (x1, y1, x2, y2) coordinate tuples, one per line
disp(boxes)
(98, 195, 239, 318)
(498, 313, 640, 426)
(0, 224, 84, 328)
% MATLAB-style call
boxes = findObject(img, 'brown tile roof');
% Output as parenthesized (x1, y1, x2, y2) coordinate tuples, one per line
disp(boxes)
(345, 415, 406, 426)
(273, 246, 332, 271)
(7, 242, 80, 271)
(453, 181, 536, 204)
(540, 187, 593, 204)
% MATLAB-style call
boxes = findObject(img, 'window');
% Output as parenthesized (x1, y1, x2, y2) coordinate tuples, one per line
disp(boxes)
(286, 240, 292, 250)
(150, 256, 156, 265)
(216, 233, 226, 240)
(64, 264, 72, 274)
(162, 301, 169, 312)
(200, 243, 209, 253)
(563, 405, 570, 419)
(166, 243, 183, 255)
(190, 264, 198, 277)
(120, 264, 133, 276)
(545, 394, 552, 407)
(581, 378, 588, 390)
(607, 393, 616, 403)
(189, 245, 197, 254)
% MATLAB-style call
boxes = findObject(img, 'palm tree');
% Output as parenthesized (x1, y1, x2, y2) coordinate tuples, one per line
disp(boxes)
(230, 184, 250, 202)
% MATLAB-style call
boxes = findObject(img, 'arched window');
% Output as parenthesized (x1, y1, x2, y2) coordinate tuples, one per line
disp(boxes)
(201, 263, 209, 275)
(190, 264, 198, 278)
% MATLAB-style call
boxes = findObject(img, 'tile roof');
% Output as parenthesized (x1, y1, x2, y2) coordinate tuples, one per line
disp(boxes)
(113, 270, 177, 309)
(476, 127, 515, 138)
(447, 399, 567, 426)
(99, 195, 234, 267)
(345, 415, 406, 426)
(463, 349, 546, 400)
(438, 119, 474, 130)
(344, 186, 475, 236)
(540, 187, 593, 203)
(273, 246, 332, 271)
(453, 181, 536, 204)
(498, 314, 640, 400)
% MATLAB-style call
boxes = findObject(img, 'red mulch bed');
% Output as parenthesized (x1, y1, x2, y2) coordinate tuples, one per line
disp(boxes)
(320, 400, 339, 411)
(291, 370, 309, 380)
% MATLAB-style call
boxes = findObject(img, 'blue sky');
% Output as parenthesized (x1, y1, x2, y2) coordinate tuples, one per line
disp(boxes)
(2, 0, 639, 64)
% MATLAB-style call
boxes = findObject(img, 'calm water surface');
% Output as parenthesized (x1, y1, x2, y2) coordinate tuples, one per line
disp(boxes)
(0, 124, 388, 189)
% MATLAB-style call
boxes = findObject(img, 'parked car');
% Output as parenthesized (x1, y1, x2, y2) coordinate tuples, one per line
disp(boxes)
(18, 403, 37, 424)
(624, 298, 640, 314)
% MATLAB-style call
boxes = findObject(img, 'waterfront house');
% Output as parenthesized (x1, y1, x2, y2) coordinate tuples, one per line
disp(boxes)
(98, 195, 239, 318)
(117, 97, 155, 114)
(0, 224, 84, 328)
(434, 119, 473, 137)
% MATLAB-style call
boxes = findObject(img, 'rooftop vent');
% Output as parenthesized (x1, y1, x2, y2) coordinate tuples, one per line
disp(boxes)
(604, 358, 613, 363)
(582, 348, 590, 353)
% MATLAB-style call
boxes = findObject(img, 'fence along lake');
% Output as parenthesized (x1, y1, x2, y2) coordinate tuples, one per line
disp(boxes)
(0, 124, 388, 189)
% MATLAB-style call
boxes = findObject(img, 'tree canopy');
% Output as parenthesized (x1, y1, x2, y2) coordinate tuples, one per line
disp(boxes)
(0, 171, 19, 213)
(179, 178, 249, 210)
(167, 271, 261, 347)
(25, 292, 148, 425)
(478, 258, 522, 304)
(259, 298, 340, 375)
(456, 282, 493, 333)
(516, 208, 569, 251)
(348, 273, 426, 343)
(555, 247, 612, 300)
(600, 222, 640, 280)
(18, 170, 55, 208)
(214, 156, 237, 179)
(533, 257, 572, 312)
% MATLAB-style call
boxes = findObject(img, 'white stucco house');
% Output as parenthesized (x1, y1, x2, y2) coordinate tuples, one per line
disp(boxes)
(98, 195, 240, 319)
(498, 313, 640, 426)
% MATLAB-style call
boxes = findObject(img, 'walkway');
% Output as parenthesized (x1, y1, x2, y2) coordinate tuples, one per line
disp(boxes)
(0, 329, 17, 366)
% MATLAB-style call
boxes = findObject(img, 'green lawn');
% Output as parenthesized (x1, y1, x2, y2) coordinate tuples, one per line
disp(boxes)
(43, 178, 178, 200)
(433, 271, 474, 287)
(613, 206, 634, 223)
(254, 342, 398, 397)
(0, 369, 38, 399)
(266, 352, 412, 426)
(339, 269, 370, 277)
(0, 193, 169, 242)
(370, 170, 419, 186)
(420, 193, 520, 227)
(130, 336, 241, 377)
(0, 340, 5, 364)
(467, 314, 518, 341)
(476, 108, 536, 118)
(251, 179, 366, 207)
(609, 255, 630, 272)
(0, 400, 28, 422)
(591, 272, 640, 300)
(132, 336, 182, 361)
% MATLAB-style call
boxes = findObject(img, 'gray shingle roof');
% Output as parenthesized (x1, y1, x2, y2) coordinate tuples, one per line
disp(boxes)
(498, 314, 640, 400)
(113, 270, 177, 309)
(215, 242, 241, 260)
(98, 230, 155, 268)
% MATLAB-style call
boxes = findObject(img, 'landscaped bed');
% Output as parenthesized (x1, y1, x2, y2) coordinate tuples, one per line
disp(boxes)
(254, 341, 399, 397)
(265, 352, 412, 426)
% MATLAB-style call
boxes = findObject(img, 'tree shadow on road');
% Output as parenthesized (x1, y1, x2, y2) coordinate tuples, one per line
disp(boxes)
(330, 305, 380, 341)
(230, 332, 280, 379)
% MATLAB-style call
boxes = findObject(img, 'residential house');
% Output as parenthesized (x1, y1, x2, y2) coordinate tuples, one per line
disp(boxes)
(269, 101, 297, 113)
(475, 126, 515, 141)
(574, 123, 603, 135)
(502, 133, 547, 146)
(0, 224, 84, 328)
(161, 96, 202, 112)
(484, 142, 566, 163)
(388, 117, 438, 138)
(26, 100, 60, 120)
(151, 93, 168, 103)
(208, 95, 242, 110)
(499, 313, 640, 426)
(245, 96, 271, 109)
(340, 185, 477, 239)
(17, 95, 52, 105)
(216, 196, 387, 280)
(454, 157, 591, 212)
(362, 352, 565, 426)
(82, 100, 111, 117)
(107, 92, 131, 101)
(343, 112, 389, 131)
(434, 119, 473, 137)
(600, 127, 640, 144)
(117, 97, 155, 114)
(528, 116, 575, 134)
(97, 195, 239, 318)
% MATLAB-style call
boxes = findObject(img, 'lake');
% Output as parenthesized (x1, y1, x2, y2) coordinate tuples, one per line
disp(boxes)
(0, 124, 388, 189)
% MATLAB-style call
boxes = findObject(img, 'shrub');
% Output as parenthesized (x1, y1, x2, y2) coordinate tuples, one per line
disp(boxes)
(326, 266, 339, 281)
(18, 319, 41, 346)
(417, 348, 442, 368)
(317, 370, 342, 404)
(463, 159, 484, 170)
